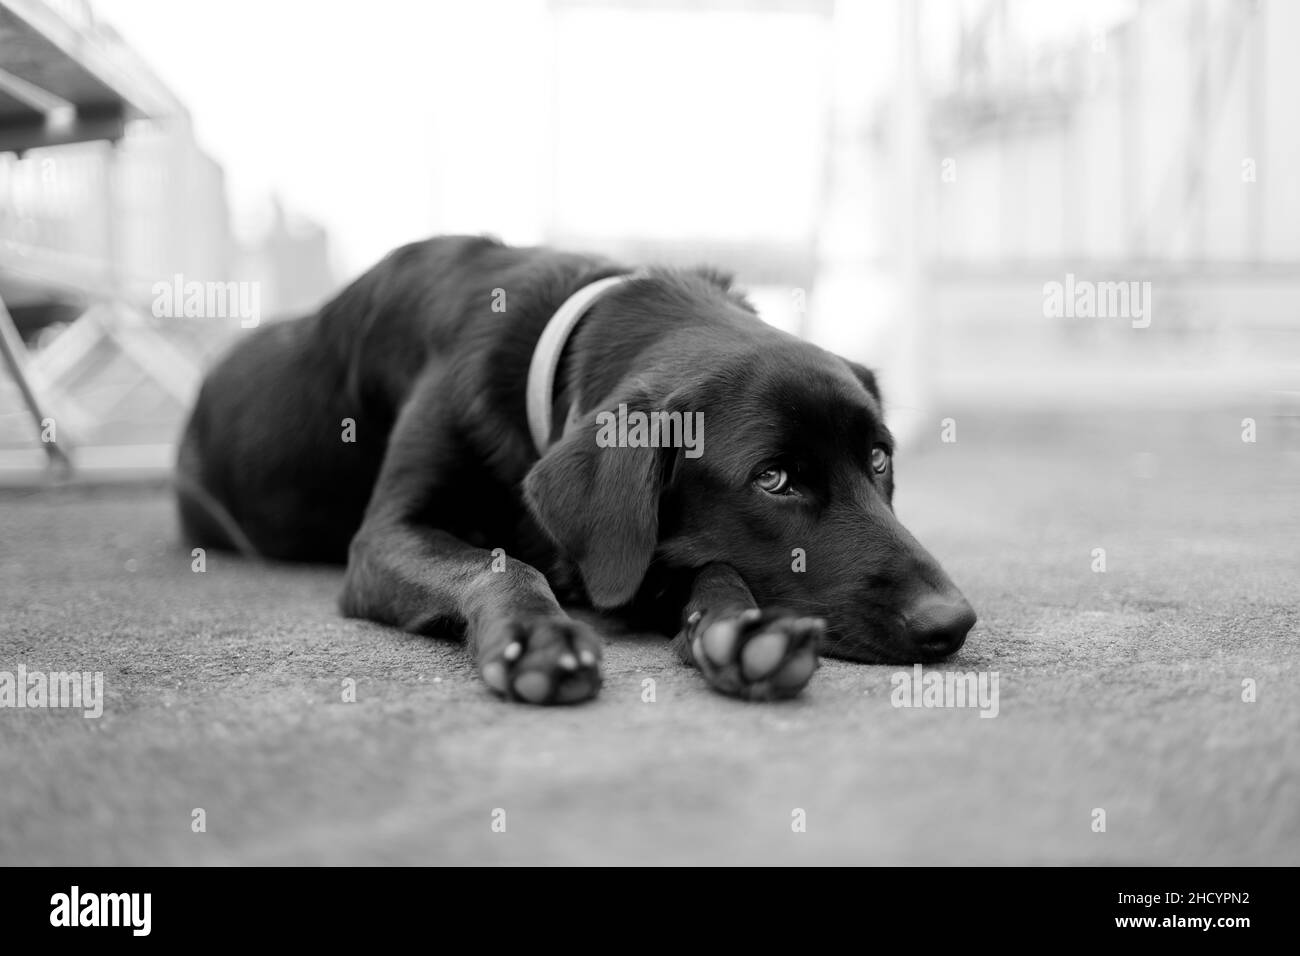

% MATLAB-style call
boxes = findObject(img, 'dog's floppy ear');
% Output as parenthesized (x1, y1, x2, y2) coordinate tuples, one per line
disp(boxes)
(522, 399, 666, 609)
(693, 266, 735, 290)
(843, 359, 883, 405)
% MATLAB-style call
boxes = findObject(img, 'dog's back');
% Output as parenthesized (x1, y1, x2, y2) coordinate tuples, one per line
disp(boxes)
(176, 235, 618, 562)
(176, 312, 382, 560)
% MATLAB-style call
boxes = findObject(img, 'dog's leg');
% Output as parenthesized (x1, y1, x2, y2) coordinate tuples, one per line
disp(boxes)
(339, 376, 602, 705)
(342, 523, 602, 705)
(671, 563, 823, 701)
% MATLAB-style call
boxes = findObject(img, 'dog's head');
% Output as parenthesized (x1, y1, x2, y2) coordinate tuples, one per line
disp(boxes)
(523, 276, 975, 663)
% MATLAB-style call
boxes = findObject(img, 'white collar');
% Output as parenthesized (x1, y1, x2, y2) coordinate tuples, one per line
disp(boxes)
(525, 273, 637, 454)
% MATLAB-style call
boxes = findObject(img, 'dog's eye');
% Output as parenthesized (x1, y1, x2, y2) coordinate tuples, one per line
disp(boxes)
(755, 467, 792, 495)
(871, 446, 891, 474)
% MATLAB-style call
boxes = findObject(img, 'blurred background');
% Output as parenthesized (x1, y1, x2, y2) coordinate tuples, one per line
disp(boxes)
(0, 0, 1296, 477)
(3, 0, 1298, 869)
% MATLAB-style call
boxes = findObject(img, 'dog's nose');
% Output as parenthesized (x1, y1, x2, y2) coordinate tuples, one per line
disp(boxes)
(904, 593, 976, 658)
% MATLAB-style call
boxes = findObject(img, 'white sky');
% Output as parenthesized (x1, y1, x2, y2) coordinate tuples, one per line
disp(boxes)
(93, 0, 1126, 277)
(94, 0, 832, 276)
(96, 0, 538, 274)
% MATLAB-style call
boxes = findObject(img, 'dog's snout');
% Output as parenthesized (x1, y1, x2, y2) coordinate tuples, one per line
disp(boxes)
(904, 593, 976, 658)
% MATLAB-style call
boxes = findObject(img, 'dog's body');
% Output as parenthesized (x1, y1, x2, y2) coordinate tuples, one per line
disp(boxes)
(178, 235, 975, 703)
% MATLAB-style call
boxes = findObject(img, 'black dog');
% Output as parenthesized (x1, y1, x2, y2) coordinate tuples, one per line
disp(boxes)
(177, 235, 975, 704)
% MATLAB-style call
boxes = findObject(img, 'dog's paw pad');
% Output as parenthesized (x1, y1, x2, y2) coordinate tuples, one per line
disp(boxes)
(691, 610, 823, 700)
(481, 660, 508, 693)
(771, 643, 818, 690)
(479, 616, 603, 705)
(740, 631, 789, 679)
(699, 619, 735, 664)
(512, 671, 552, 703)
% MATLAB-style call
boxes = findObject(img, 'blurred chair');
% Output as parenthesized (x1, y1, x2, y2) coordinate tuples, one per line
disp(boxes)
(0, 0, 195, 479)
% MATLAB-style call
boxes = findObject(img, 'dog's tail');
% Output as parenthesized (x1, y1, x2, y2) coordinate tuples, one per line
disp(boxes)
(174, 432, 262, 560)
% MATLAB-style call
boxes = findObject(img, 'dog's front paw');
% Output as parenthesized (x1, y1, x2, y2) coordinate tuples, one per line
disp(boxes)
(689, 608, 822, 701)
(478, 615, 603, 705)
